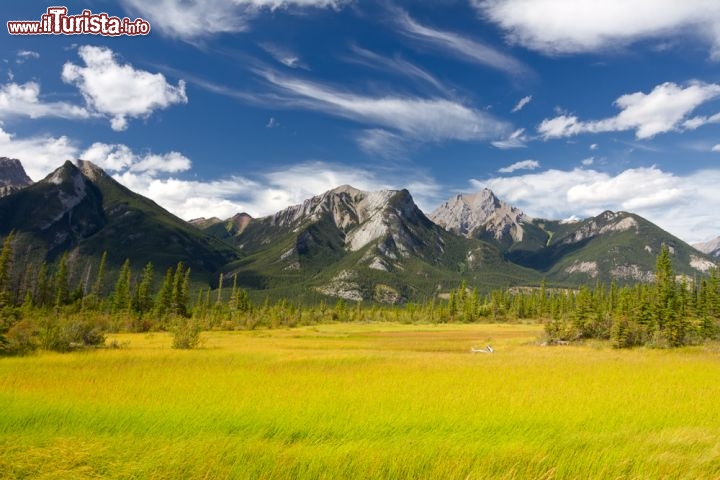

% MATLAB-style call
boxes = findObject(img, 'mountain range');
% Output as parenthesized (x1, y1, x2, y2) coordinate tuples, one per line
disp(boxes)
(0, 158, 716, 303)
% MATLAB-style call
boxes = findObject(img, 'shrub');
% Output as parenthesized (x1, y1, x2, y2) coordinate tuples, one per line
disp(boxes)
(171, 317, 202, 349)
(5, 318, 39, 355)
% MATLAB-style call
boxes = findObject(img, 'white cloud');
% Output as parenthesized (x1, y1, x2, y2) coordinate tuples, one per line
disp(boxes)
(581, 157, 594, 166)
(0, 127, 79, 181)
(344, 44, 448, 94)
(491, 127, 528, 149)
(476, 0, 720, 58)
(266, 117, 279, 128)
(590, 143, 598, 150)
(498, 159, 539, 173)
(260, 42, 309, 69)
(471, 165, 720, 243)
(121, 0, 346, 40)
(511, 95, 532, 112)
(114, 171, 258, 221)
(713, 144, 720, 152)
(539, 81, 720, 139)
(258, 69, 510, 144)
(81, 143, 191, 174)
(0, 81, 89, 121)
(16, 50, 40, 63)
(356, 129, 407, 159)
(396, 9, 529, 76)
(113, 160, 441, 221)
(62, 45, 187, 131)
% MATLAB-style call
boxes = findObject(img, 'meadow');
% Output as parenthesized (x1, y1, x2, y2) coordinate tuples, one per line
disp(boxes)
(1, 323, 720, 479)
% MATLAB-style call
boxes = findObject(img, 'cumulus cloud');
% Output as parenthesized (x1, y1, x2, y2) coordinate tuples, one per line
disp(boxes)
(498, 159, 539, 173)
(476, 0, 720, 58)
(62, 45, 187, 131)
(581, 157, 594, 166)
(81, 143, 192, 174)
(471, 165, 720, 242)
(258, 69, 510, 144)
(396, 9, 529, 76)
(539, 81, 720, 139)
(713, 144, 720, 152)
(0, 81, 90, 121)
(114, 160, 442, 220)
(511, 95, 532, 112)
(0, 127, 79, 181)
(121, 0, 347, 40)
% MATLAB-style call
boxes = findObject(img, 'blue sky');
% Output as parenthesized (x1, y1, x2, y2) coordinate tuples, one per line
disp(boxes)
(2, 0, 720, 242)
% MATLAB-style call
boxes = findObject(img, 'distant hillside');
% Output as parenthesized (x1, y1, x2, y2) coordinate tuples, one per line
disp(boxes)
(694, 237, 720, 258)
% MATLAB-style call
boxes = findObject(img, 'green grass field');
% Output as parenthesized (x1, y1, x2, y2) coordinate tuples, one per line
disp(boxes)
(1, 323, 720, 479)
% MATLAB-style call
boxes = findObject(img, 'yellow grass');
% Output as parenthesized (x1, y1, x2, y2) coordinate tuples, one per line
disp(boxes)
(1, 323, 720, 479)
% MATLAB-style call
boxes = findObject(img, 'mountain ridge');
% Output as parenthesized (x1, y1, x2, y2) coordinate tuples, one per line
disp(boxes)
(0, 157, 716, 302)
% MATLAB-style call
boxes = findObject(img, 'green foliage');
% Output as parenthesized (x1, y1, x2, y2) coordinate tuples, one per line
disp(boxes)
(171, 316, 201, 349)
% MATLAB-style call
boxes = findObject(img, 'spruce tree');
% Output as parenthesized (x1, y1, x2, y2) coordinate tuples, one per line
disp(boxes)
(111, 259, 132, 314)
(54, 253, 70, 308)
(0, 233, 15, 308)
(135, 262, 155, 316)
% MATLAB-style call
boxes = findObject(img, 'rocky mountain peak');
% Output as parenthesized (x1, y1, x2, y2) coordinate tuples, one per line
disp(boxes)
(430, 188, 529, 243)
(0, 157, 33, 197)
(76, 159, 108, 182)
(694, 237, 720, 258)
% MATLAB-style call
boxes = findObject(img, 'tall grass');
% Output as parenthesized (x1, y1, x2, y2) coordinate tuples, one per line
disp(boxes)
(1, 324, 719, 479)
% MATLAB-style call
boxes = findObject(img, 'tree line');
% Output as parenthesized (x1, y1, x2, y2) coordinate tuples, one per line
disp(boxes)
(0, 230, 718, 354)
(441, 246, 720, 348)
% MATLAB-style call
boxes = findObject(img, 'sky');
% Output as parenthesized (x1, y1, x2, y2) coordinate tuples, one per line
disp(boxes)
(2, 1, 720, 243)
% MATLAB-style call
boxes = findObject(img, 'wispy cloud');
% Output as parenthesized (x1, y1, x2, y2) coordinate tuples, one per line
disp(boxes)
(491, 127, 528, 149)
(121, 0, 348, 40)
(260, 42, 310, 69)
(539, 81, 720, 139)
(256, 69, 510, 143)
(343, 44, 448, 94)
(511, 95, 532, 112)
(498, 159, 539, 173)
(16, 50, 40, 63)
(396, 9, 530, 76)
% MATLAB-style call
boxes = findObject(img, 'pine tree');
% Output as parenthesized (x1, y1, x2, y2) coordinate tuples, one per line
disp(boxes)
(91, 251, 108, 298)
(154, 267, 174, 320)
(135, 262, 155, 316)
(36, 263, 49, 308)
(54, 253, 70, 308)
(0, 233, 15, 308)
(111, 259, 132, 314)
(216, 272, 224, 306)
